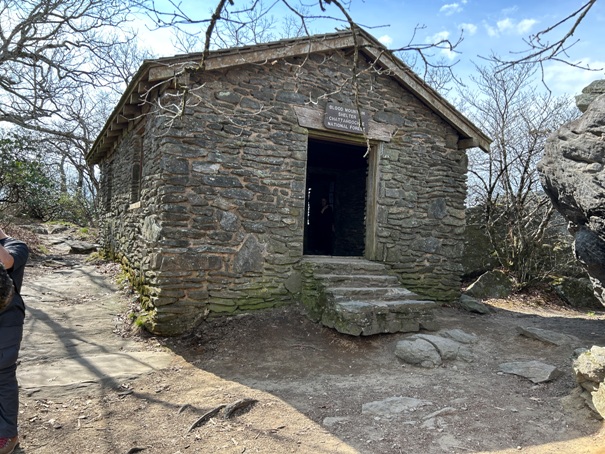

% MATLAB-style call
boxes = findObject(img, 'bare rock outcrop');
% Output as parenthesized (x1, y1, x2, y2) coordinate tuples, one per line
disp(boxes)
(538, 87, 605, 307)
(576, 79, 605, 113)
(573, 346, 605, 419)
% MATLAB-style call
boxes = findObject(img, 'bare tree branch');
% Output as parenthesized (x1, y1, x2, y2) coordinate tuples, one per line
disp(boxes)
(490, 0, 601, 74)
(462, 61, 579, 285)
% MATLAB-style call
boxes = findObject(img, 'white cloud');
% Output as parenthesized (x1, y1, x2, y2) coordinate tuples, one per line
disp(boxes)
(459, 23, 477, 36)
(496, 18, 513, 33)
(484, 22, 498, 37)
(432, 30, 451, 42)
(484, 17, 538, 37)
(440, 2, 463, 15)
(544, 59, 605, 96)
(441, 48, 457, 61)
(379, 35, 393, 46)
(516, 18, 537, 34)
(501, 6, 518, 15)
(440, 0, 467, 15)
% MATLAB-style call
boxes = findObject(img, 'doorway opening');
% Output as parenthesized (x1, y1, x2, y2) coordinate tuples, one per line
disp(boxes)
(304, 137, 369, 256)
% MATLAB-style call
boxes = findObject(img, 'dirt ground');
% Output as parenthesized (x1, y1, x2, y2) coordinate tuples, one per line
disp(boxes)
(13, 234, 605, 454)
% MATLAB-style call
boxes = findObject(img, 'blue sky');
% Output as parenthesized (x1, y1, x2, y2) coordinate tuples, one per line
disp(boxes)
(345, 0, 605, 97)
(140, 1, 605, 98)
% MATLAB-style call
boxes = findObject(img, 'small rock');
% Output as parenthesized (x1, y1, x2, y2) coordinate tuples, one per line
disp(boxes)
(47, 225, 70, 234)
(26, 225, 49, 235)
(517, 326, 580, 346)
(498, 360, 562, 383)
(322, 416, 349, 428)
(458, 294, 492, 314)
(361, 397, 432, 416)
(441, 329, 478, 344)
(66, 241, 99, 254)
(395, 338, 442, 368)
(573, 346, 605, 396)
(411, 334, 471, 361)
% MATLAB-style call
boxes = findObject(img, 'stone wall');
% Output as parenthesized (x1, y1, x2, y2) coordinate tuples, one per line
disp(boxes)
(377, 107, 467, 301)
(99, 49, 468, 334)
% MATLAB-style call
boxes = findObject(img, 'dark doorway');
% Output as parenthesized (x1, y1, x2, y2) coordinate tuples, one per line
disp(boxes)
(304, 138, 369, 256)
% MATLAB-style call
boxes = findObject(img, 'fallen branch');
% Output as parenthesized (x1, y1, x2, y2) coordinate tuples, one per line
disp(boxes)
(186, 405, 225, 433)
(223, 398, 258, 419)
(126, 448, 147, 454)
(178, 403, 191, 414)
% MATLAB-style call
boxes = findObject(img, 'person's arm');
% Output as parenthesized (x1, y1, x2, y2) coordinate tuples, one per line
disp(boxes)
(0, 229, 15, 269)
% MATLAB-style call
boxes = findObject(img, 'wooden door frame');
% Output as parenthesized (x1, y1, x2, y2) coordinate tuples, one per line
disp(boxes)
(365, 141, 380, 260)
(305, 132, 381, 259)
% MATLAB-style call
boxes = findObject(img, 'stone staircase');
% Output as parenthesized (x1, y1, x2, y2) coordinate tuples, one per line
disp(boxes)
(300, 256, 438, 336)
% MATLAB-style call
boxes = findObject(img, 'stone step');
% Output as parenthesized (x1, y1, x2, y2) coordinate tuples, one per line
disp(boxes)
(314, 273, 401, 287)
(301, 256, 438, 336)
(321, 299, 438, 336)
(337, 299, 437, 312)
(328, 286, 424, 301)
(302, 257, 391, 275)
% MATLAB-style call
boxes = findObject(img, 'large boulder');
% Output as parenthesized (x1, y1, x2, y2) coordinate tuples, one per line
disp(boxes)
(572, 346, 605, 419)
(462, 220, 499, 279)
(575, 79, 605, 113)
(552, 276, 603, 310)
(464, 270, 513, 299)
(538, 88, 605, 307)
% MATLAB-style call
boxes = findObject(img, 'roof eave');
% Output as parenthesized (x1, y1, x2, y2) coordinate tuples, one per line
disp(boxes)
(87, 29, 491, 165)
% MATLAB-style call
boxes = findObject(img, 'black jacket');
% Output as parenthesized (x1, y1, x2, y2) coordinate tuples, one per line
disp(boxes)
(0, 237, 29, 327)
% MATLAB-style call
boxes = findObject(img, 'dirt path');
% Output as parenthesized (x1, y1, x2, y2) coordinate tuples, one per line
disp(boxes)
(12, 234, 605, 453)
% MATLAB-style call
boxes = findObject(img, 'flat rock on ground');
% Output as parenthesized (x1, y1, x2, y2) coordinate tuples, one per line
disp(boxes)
(19, 263, 174, 396)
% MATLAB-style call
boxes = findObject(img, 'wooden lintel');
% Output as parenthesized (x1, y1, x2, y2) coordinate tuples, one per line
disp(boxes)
(116, 104, 139, 124)
(176, 73, 190, 87)
(129, 93, 143, 104)
(293, 106, 394, 142)
(109, 120, 125, 132)
(137, 81, 156, 94)
(148, 65, 181, 82)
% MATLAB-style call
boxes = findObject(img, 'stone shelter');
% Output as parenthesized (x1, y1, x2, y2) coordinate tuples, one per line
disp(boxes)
(87, 29, 490, 336)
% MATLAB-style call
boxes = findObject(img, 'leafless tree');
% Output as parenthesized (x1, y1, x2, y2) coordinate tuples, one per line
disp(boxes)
(491, 0, 602, 77)
(0, 0, 142, 138)
(461, 61, 579, 286)
(0, 0, 155, 223)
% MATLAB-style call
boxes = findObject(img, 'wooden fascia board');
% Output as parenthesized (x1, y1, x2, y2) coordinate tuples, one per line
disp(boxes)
(147, 35, 357, 82)
(88, 30, 491, 165)
(361, 46, 491, 152)
(87, 60, 154, 165)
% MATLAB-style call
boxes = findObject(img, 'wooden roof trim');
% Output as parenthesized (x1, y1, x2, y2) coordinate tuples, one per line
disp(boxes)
(88, 29, 491, 165)
(147, 35, 357, 83)
(359, 41, 491, 152)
